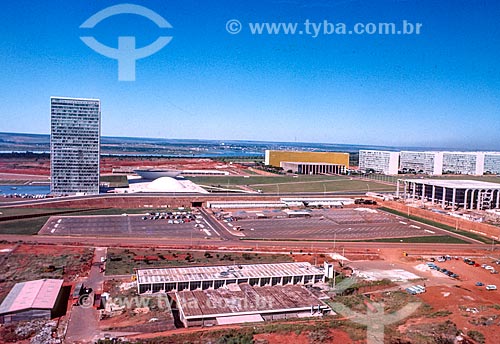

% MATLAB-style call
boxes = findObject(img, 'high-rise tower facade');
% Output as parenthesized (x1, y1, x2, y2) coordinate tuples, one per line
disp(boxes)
(50, 96, 100, 195)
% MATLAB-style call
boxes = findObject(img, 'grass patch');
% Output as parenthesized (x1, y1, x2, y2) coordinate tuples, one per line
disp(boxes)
(379, 207, 491, 243)
(239, 235, 469, 244)
(467, 330, 485, 344)
(365, 236, 470, 244)
(427, 310, 453, 318)
(186, 175, 345, 186)
(186, 174, 396, 193)
(0, 217, 52, 235)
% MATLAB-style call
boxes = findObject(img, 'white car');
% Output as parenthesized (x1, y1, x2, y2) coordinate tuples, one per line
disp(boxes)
(486, 285, 497, 290)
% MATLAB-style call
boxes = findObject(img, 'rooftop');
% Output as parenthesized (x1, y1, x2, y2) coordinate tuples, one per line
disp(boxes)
(401, 179, 500, 189)
(176, 283, 329, 319)
(0, 279, 63, 315)
(137, 262, 324, 284)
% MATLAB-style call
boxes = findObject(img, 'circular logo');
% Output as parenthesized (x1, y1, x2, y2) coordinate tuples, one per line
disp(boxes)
(79, 294, 93, 308)
(226, 19, 242, 34)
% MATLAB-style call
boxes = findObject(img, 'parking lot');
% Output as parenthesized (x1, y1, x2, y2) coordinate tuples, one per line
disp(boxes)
(39, 211, 219, 239)
(218, 208, 455, 241)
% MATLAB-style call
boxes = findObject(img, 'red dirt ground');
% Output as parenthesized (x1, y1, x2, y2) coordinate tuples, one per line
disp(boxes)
(254, 329, 355, 344)
(0, 157, 250, 177)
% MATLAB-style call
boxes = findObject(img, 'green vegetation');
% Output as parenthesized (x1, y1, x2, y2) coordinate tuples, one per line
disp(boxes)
(187, 174, 395, 193)
(186, 175, 344, 186)
(240, 235, 469, 244)
(467, 330, 485, 344)
(366, 236, 470, 244)
(0, 207, 83, 219)
(105, 248, 293, 275)
(379, 207, 491, 243)
(0, 217, 52, 235)
(428, 310, 453, 318)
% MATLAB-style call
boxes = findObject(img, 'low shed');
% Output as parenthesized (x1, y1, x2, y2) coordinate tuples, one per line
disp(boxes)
(0, 279, 64, 324)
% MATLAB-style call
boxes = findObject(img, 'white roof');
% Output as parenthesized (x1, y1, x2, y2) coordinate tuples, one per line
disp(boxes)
(0, 279, 63, 314)
(50, 96, 100, 101)
(124, 177, 208, 193)
(137, 262, 323, 284)
(402, 179, 500, 189)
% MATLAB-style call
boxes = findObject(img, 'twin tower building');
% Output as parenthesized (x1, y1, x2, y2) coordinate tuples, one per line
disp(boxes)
(50, 97, 100, 195)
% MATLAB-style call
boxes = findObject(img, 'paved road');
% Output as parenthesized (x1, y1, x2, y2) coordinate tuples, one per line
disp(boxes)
(65, 247, 107, 343)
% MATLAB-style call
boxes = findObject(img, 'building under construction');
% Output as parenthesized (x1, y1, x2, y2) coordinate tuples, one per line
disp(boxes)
(396, 179, 500, 210)
(136, 262, 325, 294)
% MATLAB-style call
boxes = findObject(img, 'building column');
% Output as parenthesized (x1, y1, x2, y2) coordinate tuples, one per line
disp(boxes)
(403, 181, 408, 200)
(412, 182, 416, 201)
(421, 184, 426, 204)
(464, 189, 469, 210)
(396, 180, 400, 197)
(477, 190, 482, 210)
(496, 190, 500, 209)
(442, 187, 446, 208)
(452, 188, 456, 210)
(431, 185, 436, 205)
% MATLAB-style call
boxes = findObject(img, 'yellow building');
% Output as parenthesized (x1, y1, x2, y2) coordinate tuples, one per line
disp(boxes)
(264, 150, 349, 174)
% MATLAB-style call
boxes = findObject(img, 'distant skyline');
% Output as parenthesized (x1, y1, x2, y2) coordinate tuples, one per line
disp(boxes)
(1, 0, 499, 149)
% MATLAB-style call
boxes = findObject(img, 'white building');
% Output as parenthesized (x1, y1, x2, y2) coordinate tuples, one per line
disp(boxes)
(359, 150, 400, 175)
(50, 96, 100, 195)
(399, 151, 443, 175)
(442, 152, 483, 175)
(398, 151, 500, 176)
(483, 153, 500, 174)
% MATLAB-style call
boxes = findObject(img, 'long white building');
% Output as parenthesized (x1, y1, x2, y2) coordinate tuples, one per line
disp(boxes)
(50, 96, 101, 195)
(364, 150, 500, 176)
(442, 152, 484, 175)
(359, 150, 400, 174)
(399, 151, 443, 175)
(484, 153, 500, 174)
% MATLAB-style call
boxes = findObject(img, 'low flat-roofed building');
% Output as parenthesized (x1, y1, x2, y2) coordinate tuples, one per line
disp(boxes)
(181, 170, 230, 176)
(264, 150, 349, 173)
(136, 262, 325, 294)
(175, 283, 331, 327)
(397, 179, 500, 210)
(206, 201, 287, 209)
(0, 279, 64, 324)
(280, 197, 355, 207)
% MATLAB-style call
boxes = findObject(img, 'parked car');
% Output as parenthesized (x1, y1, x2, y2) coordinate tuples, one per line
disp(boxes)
(475, 282, 484, 286)
(486, 285, 497, 290)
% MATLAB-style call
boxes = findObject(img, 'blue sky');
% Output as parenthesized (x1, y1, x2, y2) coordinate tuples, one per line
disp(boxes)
(0, 0, 499, 149)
